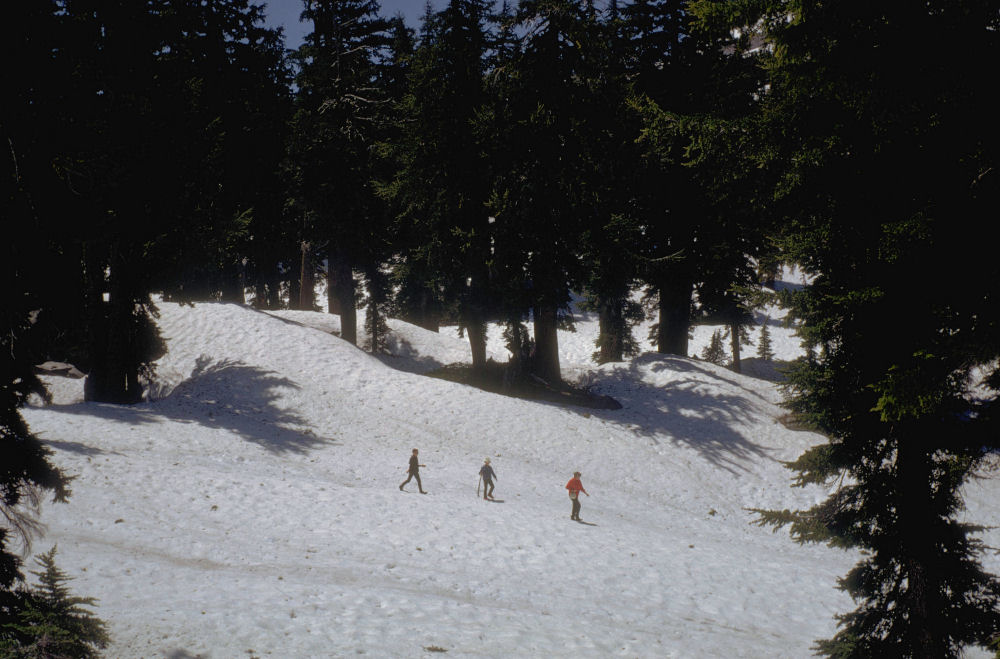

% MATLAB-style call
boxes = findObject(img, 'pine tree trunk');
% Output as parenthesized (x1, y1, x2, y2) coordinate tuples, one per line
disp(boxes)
(368, 303, 380, 353)
(287, 274, 300, 311)
(329, 247, 356, 345)
(416, 288, 440, 332)
(252, 258, 281, 310)
(298, 241, 315, 311)
(83, 241, 110, 402)
(656, 275, 693, 356)
(533, 303, 561, 384)
(326, 268, 341, 315)
(340, 295, 357, 344)
(729, 321, 742, 374)
(896, 435, 942, 658)
(465, 311, 487, 374)
(84, 240, 142, 404)
(220, 266, 244, 304)
(503, 321, 528, 391)
(598, 295, 625, 364)
(108, 243, 142, 403)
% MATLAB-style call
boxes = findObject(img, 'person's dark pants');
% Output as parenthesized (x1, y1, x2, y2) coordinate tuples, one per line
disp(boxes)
(483, 479, 495, 499)
(400, 471, 423, 491)
(571, 495, 581, 520)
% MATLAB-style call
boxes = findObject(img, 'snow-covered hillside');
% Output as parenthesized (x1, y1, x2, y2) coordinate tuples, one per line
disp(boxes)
(21, 271, 1000, 657)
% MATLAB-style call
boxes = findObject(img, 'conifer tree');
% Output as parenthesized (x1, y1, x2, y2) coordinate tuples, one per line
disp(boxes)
(693, 0, 1000, 654)
(382, 0, 496, 371)
(289, 0, 389, 343)
(1, 547, 109, 658)
(756, 320, 774, 362)
(489, 0, 597, 383)
(0, 216, 70, 642)
(582, 4, 648, 365)
(700, 329, 726, 366)
(146, 0, 291, 306)
(626, 0, 762, 357)
(15, 0, 286, 401)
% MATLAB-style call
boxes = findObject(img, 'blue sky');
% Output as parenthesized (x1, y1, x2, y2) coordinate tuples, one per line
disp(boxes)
(263, 0, 438, 49)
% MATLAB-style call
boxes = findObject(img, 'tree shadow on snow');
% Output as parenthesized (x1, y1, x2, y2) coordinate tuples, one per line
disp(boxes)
(375, 335, 449, 375)
(42, 358, 334, 455)
(38, 438, 118, 457)
(568, 354, 784, 475)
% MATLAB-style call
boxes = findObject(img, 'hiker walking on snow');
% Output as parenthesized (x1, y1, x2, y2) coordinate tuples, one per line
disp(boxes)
(479, 458, 497, 500)
(566, 471, 589, 521)
(399, 448, 427, 494)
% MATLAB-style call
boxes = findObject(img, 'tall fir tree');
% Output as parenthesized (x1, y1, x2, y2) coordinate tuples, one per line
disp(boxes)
(1, 138, 70, 636)
(581, 3, 647, 365)
(288, 0, 389, 343)
(489, 0, 598, 383)
(626, 0, 762, 358)
(11, 0, 286, 402)
(691, 0, 1000, 654)
(382, 0, 496, 370)
(149, 0, 293, 306)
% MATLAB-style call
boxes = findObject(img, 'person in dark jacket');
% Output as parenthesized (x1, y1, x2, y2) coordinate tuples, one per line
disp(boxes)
(479, 458, 497, 500)
(399, 448, 426, 493)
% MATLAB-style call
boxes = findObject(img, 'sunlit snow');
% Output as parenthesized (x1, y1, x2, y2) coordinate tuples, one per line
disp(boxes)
(21, 268, 1000, 657)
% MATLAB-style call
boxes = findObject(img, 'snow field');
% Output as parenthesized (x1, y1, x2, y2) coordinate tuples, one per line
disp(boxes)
(20, 270, 1000, 657)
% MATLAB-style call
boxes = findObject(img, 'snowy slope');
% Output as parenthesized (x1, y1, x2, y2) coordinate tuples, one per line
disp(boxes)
(20, 273, 1000, 658)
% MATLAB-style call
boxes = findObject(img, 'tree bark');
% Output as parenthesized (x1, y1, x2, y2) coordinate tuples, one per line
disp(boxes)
(220, 263, 245, 304)
(729, 320, 742, 374)
(82, 241, 109, 402)
(533, 303, 561, 384)
(328, 247, 356, 345)
(896, 434, 942, 658)
(84, 239, 143, 403)
(298, 241, 315, 311)
(415, 288, 440, 332)
(464, 308, 487, 373)
(597, 295, 625, 364)
(656, 274, 693, 356)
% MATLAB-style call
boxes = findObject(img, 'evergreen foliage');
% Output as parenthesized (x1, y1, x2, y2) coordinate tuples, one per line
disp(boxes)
(381, 0, 496, 367)
(756, 321, 774, 362)
(0, 218, 70, 647)
(580, 6, 648, 366)
(701, 0, 1000, 655)
(626, 0, 765, 358)
(488, 0, 599, 382)
(700, 329, 727, 366)
(0, 547, 109, 658)
(288, 0, 389, 342)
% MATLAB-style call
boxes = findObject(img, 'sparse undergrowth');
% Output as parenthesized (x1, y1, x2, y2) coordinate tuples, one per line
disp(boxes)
(775, 412, 817, 433)
(426, 360, 622, 410)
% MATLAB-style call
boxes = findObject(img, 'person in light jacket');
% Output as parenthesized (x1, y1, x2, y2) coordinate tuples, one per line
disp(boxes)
(479, 458, 497, 500)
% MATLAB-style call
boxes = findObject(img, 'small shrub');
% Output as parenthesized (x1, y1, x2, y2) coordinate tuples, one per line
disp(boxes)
(0, 546, 109, 658)
(701, 329, 727, 366)
(757, 321, 774, 361)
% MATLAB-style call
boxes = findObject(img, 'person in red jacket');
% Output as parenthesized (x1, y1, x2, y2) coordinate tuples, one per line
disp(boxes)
(565, 471, 589, 521)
